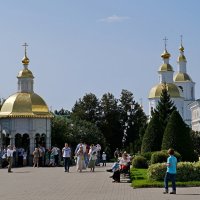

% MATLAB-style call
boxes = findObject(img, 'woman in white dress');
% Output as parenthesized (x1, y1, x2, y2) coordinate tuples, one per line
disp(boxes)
(76, 146, 85, 172)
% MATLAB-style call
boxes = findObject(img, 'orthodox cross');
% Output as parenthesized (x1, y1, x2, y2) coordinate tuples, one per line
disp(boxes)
(180, 35, 183, 45)
(163, 37, 168, 50)
(22, 42, 28, 55)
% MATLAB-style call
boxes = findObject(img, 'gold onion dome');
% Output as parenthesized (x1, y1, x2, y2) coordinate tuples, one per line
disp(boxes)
(161, 49, 171, 59)
(22, 55, 30, 65)
(149, 83, 181, 98)
(178, 54, 186, 62)
(159, 63, 173, 72)
(17, 68, 34, 78)
(179, 44, 184, 52)
(0, 92, 53, 118)
(174, 72, 192, 82)
(178, 44, 186, 62)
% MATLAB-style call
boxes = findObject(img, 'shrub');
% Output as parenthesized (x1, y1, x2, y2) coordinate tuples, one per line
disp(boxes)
(147, 161, 200, 181)
(132, 155, 148, 169)
(147, 163, 166, 180)
(151, 150, 181, 164)
(141, 152, 152, 161)
(151, 151, 168, 164)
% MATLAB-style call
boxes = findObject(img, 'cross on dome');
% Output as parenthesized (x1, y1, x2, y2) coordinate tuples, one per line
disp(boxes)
(163, 36, 168, 50)
(22, 42, 28, 56)
(21, 42, 30, 65)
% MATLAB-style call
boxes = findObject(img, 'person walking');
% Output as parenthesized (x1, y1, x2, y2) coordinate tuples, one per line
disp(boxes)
(62, 143, 71, 172)
(33, 148, 40, 168)
(76, 146, 85, 172)
(88, 149, 97, 172)
(52, 145, 59, 166)
(7, 145, 16, 173)
(163, 148, 177, 194)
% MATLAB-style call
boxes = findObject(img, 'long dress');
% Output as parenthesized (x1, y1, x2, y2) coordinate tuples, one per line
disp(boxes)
(76, 149, 86, 171)
(88, 153, 97, 169)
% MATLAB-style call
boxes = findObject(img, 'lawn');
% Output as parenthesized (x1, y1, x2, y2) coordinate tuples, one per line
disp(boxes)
(130, 168, 200, 188)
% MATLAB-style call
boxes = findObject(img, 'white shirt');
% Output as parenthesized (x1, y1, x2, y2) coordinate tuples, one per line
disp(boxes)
(7, 149, 15, 157)
(62, 147, 71, 158)
(102, 153, 107, 160)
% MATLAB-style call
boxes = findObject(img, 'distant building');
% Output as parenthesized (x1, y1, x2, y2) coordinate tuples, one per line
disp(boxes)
(188, 100, 200, 132)
(0, 44, 53, 164)
(148, 39, 195, 126)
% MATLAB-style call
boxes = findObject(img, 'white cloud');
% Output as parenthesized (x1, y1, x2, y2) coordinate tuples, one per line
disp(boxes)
(99, 15, 130, 23)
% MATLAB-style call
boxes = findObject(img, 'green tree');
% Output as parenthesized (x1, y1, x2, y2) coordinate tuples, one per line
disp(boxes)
(119, 89, 147, 153)
(99, 92, 122, 153)
(190, 130, 200, 156)
(161, 110, 196, 161)
(154, 83, 176, 134)
(67, 119, 106, 147)
(54, 108, 71, 117)
(71, 93, 100, 123)
(51, 115, 68, 148)
(141, 112, 162, 153)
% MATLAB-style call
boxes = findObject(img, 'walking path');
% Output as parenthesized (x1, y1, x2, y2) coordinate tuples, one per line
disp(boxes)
(0, 163, 200, 200)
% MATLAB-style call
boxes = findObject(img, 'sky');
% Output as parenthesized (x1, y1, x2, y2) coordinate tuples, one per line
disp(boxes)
(0, 0, 200, 114)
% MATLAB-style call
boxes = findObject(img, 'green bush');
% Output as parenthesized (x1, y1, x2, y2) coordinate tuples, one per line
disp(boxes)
(151, 151, 181, 164)
(147, 163, 166, 180)
(151, 151, 168, 164)
(132, 155, 148, 169)
(147, 161, 200, 181)
(141, 152, 152, 161)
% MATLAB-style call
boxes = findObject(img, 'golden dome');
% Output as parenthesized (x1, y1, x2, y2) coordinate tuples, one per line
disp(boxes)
(174, 72, 192, 82)
(179, 44, 184, 52)
(161, 50, 171, 59)
(178, 55, 186, 62)
(159, 63, 173, 72)
(149, 83, 181, 98)
(0, 92, 53, 118)
(22, 55, 30, 65)
(17, 68, 34, 78)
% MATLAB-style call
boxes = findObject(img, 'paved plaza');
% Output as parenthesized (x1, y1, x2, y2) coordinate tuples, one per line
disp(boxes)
(0, 163, 200, 200)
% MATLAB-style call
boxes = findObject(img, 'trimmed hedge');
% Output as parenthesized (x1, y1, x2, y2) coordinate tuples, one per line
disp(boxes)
(151, 150, 181, 164)
(147, 161, 200, 181)
(132, 155, 148, 169)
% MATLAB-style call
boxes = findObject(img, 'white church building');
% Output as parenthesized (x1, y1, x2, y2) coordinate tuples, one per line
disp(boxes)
(148, 40, 195, 127)
(0, 44, 53, 164)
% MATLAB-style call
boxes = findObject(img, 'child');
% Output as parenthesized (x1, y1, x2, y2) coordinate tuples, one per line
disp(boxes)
(102, 152, 107, 166)
(163, 148, 177, 194)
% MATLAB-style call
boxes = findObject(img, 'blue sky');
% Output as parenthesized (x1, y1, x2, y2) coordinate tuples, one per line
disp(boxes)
(0, 0, 199, 114)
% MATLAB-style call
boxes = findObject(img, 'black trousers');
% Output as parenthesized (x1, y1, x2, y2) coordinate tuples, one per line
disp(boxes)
(113, 170, 120, 182)
(64, 157, 71, 171)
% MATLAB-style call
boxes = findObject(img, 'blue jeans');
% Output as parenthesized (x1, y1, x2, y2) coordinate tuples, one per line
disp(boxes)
(64, 157, 71, 172)
(164, 172, 176, 191)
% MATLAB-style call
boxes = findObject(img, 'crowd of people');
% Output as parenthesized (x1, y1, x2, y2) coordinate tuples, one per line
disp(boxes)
(0, 141, 107, 173)
(1, 143, 177, 194)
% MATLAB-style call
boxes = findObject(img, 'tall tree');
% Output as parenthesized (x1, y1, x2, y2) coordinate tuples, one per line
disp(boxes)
(51, 115, 69, 148)
(99, 92, 122, 153)
(141, 112, 162, 153)
(190, 130, 200, 155)
(154, 83, 177, 135)
(162, 110, 196, 161)
(119, 89, 147, 152)
(71, 93, 100, 123)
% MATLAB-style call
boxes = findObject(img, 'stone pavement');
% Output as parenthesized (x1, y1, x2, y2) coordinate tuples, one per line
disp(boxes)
(0, 163, 200, 200)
